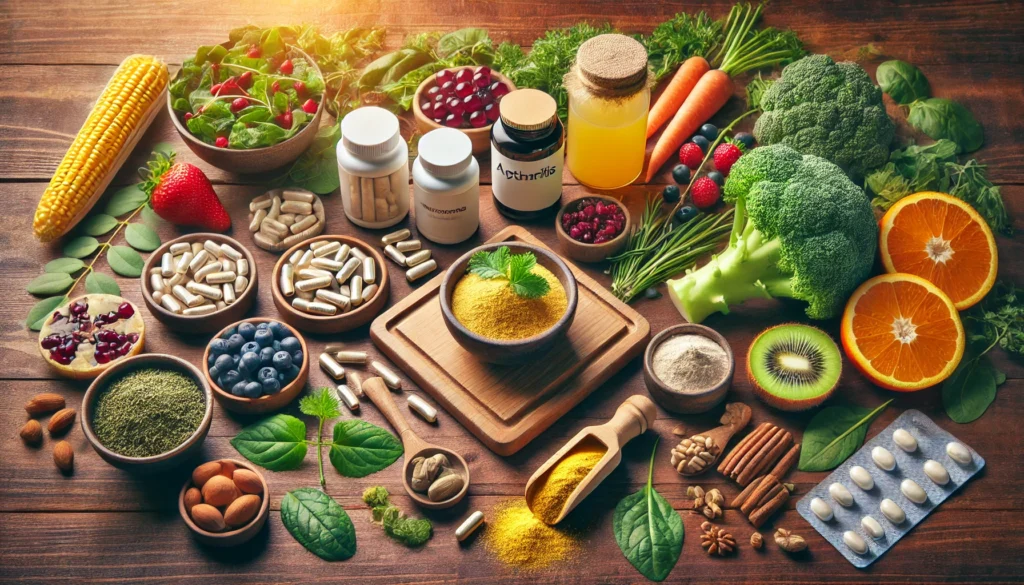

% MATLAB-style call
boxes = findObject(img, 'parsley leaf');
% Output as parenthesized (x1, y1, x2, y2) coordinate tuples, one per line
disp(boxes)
(468, 246, 509, 279)
(466, 246, 550, 299)
(299, 387, 341, 420)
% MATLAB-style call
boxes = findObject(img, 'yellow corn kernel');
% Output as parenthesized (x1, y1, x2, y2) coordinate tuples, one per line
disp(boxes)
(33, 55, 168, 242)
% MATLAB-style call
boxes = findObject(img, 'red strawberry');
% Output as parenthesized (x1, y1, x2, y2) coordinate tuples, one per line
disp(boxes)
(143, 153, 231, 231)
(690, 177, 721, 209)
(713, 143, 743, 176)
(678, 142, 704, 169)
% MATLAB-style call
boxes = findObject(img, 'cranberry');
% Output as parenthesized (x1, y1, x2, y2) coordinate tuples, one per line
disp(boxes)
(484, 103, 500, 122)
(490, 81, 511, 98)
(301, 99, 318, 114)
(238, 71, 253, 89)
(215, 136, 229, 148)
(468, 110, 488, 128)
(455, 68, 473, 84)
(446, 97, 465, 117)
(473, 72, 490, 89)
(246, 46, 261, 59)
(462, 93, 482, 113)
(475, 66, 492, 80)
(440, 81, 456, 97)
(435, 69, 454, 85)
(581, 232, 593, 243)
(443, 114, 463, 128)
(427, 86, 442, 100)
(569, 225, 583, 239)
(454, 82, 473, 98)
(231, 97, 249, 113)
(279, 59, 293, 75)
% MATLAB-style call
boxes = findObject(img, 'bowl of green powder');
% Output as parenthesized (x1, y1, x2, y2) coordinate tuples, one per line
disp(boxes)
(82, 353, 213, 472)
(643, 324, 734, 414)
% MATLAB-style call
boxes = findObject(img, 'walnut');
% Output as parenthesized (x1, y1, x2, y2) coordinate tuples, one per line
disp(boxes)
(750, 531, 763, 550)
(700, 521, 736, 556)
(774, 528, 807, 553)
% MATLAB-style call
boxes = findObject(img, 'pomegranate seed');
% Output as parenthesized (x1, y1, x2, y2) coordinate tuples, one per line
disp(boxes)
(95, 352, 111, 364)
(432, 117, 445, 125)
(421, 102, 434, 117)
(477, 89, 494, 106)
(440, 81, 456, 97)
(475, 66, 492, 80)
(427, 86, 442, 100)
(446, 97, 465, 117)
(462, 93, 482, 113)
(279, 59, 293, 74)
(117, 302, 134, 319)
(41, 336, 60, 349)
(443, 114, 462, 128)
(469, 110, 488, 128)
(215, 136, 229, 148)
(301, 99, 318, 114)
(484, 103, 499, 122)
(455, 82, 473, 98)
(490, 81, 510, 98)
(473, 72, 490, 88)
(127, 333, 139, 343)
(455, 68, 473, 84)
(435, 69, 454, 85)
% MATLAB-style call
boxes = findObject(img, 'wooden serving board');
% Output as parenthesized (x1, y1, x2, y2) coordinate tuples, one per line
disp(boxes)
(370, 226, 650, 456)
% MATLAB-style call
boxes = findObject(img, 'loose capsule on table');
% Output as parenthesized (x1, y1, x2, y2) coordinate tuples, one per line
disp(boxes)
(406, 259, 437, 282)
(405, 249, 431, 268)
(347, 371, 364, 397)
(337, 384, 360, 411)
(455, 511, 485, 542)
(407, 394, 437, 423)
(371, 361, 402, 390)
(334, 351, 368, 364)
(381, 229, 410, 246)
(395, 239, 421, 253)
(384, 244, 407, 266)
(319, 353, 346, 380)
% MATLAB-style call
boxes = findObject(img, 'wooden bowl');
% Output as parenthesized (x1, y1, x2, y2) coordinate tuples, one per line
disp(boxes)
(403, 446, 470, 510)
(203, 318, 309, 414)
(179, 459, 270, 547)
(412, 67, 516, 155)
(167, 48, 324, 174)
(272, 235, 390, 334)
(439, 242, 578, 365)
(555, 195, 632, 263)
(141, 233, 258, 334)
(81, 353, 213, 473)
(643, 324, 734, 414)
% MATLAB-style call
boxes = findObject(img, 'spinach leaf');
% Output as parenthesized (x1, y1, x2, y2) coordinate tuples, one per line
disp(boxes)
(380, 50, 433, 86)
(358, 50, 409, 90)
(231, 414, 308, 470)
(236, 106, 273, 124)
(613, 439, 682, 582)
(942, 352, 1003, 423)
(281, 488, 356, 561)
(876, 60, 930, 105)
(798, 400, 892, 472)
(229, 121, 289, 149)
(437, 28, 494, 62)
(328, 420, 403, 478)
(285, 123, 341, 194)
(908, 98, 984, 153)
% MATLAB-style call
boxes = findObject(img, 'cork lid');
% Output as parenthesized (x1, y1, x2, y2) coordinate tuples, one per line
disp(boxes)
(499, 89, 557, 132)
(575, 34, 649, 93)
(418, 128, 472, 177)
(341, 106, 401, 159)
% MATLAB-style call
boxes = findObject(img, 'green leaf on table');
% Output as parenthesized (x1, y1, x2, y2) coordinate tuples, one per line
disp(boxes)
(104, 184, 149, 216)
(26, 272, 74, 296)
(79, 214, 119, 236)
(85, 272, 120, 295)
(300, 388, 341, 420)
(44, 258, 85, 274)
(942, 353, 1005, 423)
(124, 223, 161, 251)
(280, 488, 356, 561)
(798, 400, 893, 472)
(468, 246, 510, 279)
(908, 98, 984, 153)
(106, 245, 144, 277)
(285, 123, 341, 195)
(140, 204, 163, 229)
(231, 414, 308, 471)
(63, 236, 100, 258)
(613, 439, 683, 582)
(876, 60, 930, 105)
(328, 420, 403, 478)
(26, 296, 66, 331)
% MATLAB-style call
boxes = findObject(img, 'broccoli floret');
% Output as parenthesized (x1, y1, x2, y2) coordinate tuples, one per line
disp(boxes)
(753, 54, 895, 178)
(667, 144, 878, 323)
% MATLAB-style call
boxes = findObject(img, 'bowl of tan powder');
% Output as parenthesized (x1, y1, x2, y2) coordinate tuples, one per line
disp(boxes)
(441, 242, 577, 365)
(643, 324, 734, 414)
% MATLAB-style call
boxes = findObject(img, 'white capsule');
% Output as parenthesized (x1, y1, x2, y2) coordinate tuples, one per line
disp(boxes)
(172, 285, 204, 308)
(219, 243, 242, 261)
(160, 294, 183, 314)
(291, 298, 312, 312)
(175, 251, 194, 274)
(296, 276, 332, 292)
(333, 351, 368, 364)
(334, 244, 351, 263)
(284, 189, 315, 203)
(288, 249, 304, 265)
(160, 252, 173, 277)
(337, 257, 361, 283)
(381, 229, 411, 246)
(191, 242, 204, 255)
(349, 275, 363, 308)
(304, 301, 337, 316)
(406, 259, 437, 282)
(313, 241, 341, 258)
(165, 272, 185, 288)
(350, 247, 367, 262)
(194, 262, 220, 283)
(871, 446, 896, 471)
(371, 361, 402, 390)
(311, 257, 344, 271)
(188, 249, 212, 274)
(810, 497, 833, 521)
(405, 249, 432, 267)
(362, 257, 376, 284)
(149, 273, 165, 293)
(183, 304, 217, 316)
(407, 394, 437, 423)
(281, 200, 313, 215)
(234, 275, 249, 294)
(249, 208, 267, 232)
(361, 283, 378, 304)
(203, 240, 221, 256)
(849, 466, 874, 490)
(221, 258, 235, 273)
(320, 353, 346, 380)
(297, 249, 314, 269)
(290, 215, 317, 234)
(309, 240, 330, 250)
(222, 282, 236, 305)
(186, 281, 222, 300)
(315, 289, 351, 311)
(237, 258, 249, 277)
(298, 268, 334, 280)
(215, 300, 227, 310)
(923, 460, 950, 486)
(153, 291, 164, 303)
(861, 516, 884, 540)
(900, 479, 927, 504)
(880, 498, 905, 524)
(169, 242, 191, 255)
(337, 384, 360, 411)
(339, 284, 350, 297)
(384, 244, 407, 266)
(207, 271, 236, 285)
(395, 239, 421, 253)
(829, 482, 854, 507)
(280, 264, 295, 297)
(892, 428, 918, 452)
(250, 192, 274, 211)
(843, 530, 868, 555)
(946, 442, 972, 465)
(455, 510, 485, 542)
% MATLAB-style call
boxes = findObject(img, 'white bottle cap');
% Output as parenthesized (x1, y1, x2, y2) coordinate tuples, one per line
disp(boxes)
(341, 106, 401, 159)
(417, 128, 472, 178)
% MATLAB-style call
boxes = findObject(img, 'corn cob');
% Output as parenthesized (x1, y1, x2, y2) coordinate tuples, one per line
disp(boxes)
(33, 55, 168, 242)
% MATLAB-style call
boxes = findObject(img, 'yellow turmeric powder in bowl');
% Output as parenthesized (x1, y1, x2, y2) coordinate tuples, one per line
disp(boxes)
(529, 445, 606, 524)
(451, 264, 567, 340)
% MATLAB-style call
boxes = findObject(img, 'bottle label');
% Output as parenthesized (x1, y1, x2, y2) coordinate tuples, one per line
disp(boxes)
(413, 184, 479, 245)
(491, 144, 564, 212)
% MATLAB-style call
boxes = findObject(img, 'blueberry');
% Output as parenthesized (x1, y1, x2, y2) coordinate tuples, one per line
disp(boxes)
(223, 326, 237, 338)
(254, 329, 274, 347)
(273, 351, 293, 370)
(690, 135, 710, 153)
(644, 287, 662, 300)
(272, 340, 282, 351)
(269, 321, 288, 340)
(280, 336, 301, 353)
(285, 364, 301, 382)
(207, 353, 217, 366)
(231, 381, 248, 396)
(675, 205, 698, 224)
(260, 346, 275, 366)
(735, 132, 755, 149)
(699, 123, 719, 141)
(243, 381, 264, 398)
(209, 338, 229, 355)
(277, 371, 286, 382)
(262, 378, 282, 395)
(238, 322, 257, 341)
(214, 353, 234, 371)
(671, 164, 691, 185)
(221, 369, 242, 388)
(292, 350, 304, 365)
(256, 322, 270, 330)
(241, 341, 261, 355)
(662, 185, 681, 203)
(226, 334, 245, 353)
(258, 367, 278, 382)
(232, 354, 240, 365)
(208, 365, 220, 380)
(707, 171, 725, 186)
(239, 352, 261, 374)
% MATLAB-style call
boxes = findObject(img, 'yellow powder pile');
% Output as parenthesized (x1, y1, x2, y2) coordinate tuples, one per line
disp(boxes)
(484, 498, 582, 571)
(529, 446, 606, 524)
(451, 265, 567, 340)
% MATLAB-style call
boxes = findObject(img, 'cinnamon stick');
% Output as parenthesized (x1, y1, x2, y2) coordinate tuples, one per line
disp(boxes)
(737, 430, 791, 486)
(740, 475, 778, 515)
(724, 424, 779, 478)
(768, 443, 801, 479)
(748, 488, 790, 528)
(730, 475, 765, 508)
(756, 483, 786, 508)
(718, 422, 770, 474)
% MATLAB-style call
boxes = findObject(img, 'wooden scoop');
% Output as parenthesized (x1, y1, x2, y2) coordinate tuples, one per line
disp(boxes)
(671, 402, 752, 476)
(524, 395, 657, 525)
(362, 377, 469, 510)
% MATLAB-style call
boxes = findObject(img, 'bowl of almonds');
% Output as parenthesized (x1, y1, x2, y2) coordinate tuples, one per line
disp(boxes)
(179, 459, 269, 546)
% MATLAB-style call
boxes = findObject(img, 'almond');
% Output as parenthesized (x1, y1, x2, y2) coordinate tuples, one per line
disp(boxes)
(224, 494, 261, 528)
(201, 474, 239, 507)
(183, 487, 203, 511)
(53, 440, 74, 472)
(191, 461, 222, 488)
(19, 420, 43, 445)
(232, 469, 263, 495)
(47, 408, 76, 435)
(218, 459, 237, 478)
(25, 393, 65, 417)
(191, 503, 226, 532)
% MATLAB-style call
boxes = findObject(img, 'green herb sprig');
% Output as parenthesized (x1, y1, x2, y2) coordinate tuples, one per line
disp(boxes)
(468, 246, 550, 299)
(362, 486, 433, 547)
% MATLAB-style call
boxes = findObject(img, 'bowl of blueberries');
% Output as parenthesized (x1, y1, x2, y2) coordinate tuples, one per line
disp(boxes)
(202, 318, 309, 414)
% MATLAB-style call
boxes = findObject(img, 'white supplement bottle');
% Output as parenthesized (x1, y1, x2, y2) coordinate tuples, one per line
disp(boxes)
(413, 128, 480, 244)
(337, 106, 410, 229)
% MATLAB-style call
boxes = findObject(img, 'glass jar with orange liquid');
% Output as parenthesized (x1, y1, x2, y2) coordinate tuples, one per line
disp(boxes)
(565, 34, 650, 190)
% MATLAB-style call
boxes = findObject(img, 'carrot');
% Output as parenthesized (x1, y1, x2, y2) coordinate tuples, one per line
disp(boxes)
(645, 57, 710, 139)
(645, 69, 734, 183)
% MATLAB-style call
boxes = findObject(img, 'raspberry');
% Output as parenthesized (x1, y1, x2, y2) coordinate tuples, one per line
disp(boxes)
(678, 142, 704, 169)
(690, 177, 721, 209)
(713, 143, 743, 176)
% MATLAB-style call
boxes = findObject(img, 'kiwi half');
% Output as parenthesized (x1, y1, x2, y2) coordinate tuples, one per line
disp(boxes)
(747, 323, 841, 411)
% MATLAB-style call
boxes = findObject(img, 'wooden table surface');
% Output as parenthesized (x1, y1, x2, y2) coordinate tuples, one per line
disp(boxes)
(1, 1, 1022, 583)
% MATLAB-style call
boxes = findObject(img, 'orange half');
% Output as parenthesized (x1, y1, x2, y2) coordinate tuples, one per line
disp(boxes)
(841, 273, 964, 391)
(880, 191, 997, 310)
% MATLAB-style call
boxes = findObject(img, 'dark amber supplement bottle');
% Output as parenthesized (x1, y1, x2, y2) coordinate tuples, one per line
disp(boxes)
(490, 89, 565, 220)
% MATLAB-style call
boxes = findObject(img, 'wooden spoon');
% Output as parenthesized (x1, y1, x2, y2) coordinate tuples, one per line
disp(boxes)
(672, 402, 752, 476)
(524, 395, 657, 525)
(361, 377, 469, 510)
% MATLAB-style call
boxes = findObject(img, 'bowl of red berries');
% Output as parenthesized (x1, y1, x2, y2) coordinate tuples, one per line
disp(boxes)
(555, 195, 632, 263)
(413, 66, 515, 155)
